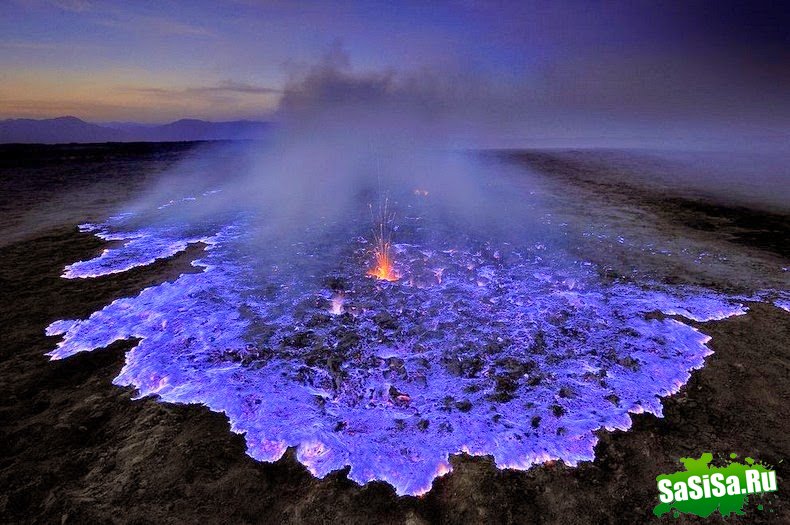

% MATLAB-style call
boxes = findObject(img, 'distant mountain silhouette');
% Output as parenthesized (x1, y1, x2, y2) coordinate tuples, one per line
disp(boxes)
(0, 116, 273, 144)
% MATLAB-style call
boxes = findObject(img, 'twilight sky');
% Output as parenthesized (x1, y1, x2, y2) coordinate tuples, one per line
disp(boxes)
(1, 0, 788, 146)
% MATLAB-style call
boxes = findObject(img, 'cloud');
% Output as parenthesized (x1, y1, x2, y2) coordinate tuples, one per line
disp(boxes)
(94, 14, 214, 37)
(271, 40, 790, 150)
(188, 81, 285, 95)
(48, 0, 91, 12)
(17, 1, 215, 37)
(99, 81, 283, 121)
(0, 98, 143, 118)
(0, 40, 59, 50)
(123, 81, 284, 97)
(273, 43, 522, 146)
(278, 44, 451, 119)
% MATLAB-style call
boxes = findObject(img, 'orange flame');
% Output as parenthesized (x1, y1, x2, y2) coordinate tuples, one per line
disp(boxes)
(368, 240, 399, 281)
(367, 198, 399, 282)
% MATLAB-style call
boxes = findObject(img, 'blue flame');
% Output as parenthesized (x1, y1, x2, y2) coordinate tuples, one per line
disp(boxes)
(46, 193, 761, 496)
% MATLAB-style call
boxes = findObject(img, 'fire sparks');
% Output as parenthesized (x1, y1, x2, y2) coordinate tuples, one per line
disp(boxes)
(368, 243, 398, 281)
(367, 198, 399, 281)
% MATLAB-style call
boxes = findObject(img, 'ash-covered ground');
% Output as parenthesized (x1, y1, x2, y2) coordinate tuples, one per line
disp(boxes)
(1, 143, 788, 523)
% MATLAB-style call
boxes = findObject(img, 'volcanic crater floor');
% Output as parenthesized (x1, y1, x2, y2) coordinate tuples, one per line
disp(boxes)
(1, 144, 789, 524)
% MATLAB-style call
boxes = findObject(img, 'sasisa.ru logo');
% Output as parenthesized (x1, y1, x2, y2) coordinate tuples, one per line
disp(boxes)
(654, 453, 778, 518)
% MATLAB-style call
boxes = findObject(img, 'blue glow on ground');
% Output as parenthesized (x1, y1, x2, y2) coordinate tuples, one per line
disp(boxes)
(46, 191, 779, 496)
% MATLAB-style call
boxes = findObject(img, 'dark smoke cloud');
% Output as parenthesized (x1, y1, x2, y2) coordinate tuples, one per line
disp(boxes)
(273, 43, 507, 148)
(271, 8, 790, 150)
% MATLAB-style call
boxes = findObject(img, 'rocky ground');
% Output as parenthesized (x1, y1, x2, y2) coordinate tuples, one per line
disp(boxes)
(1, 144, 788, 524)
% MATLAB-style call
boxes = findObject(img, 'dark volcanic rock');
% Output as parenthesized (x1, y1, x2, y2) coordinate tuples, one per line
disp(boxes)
(373, 311, 399, 330)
